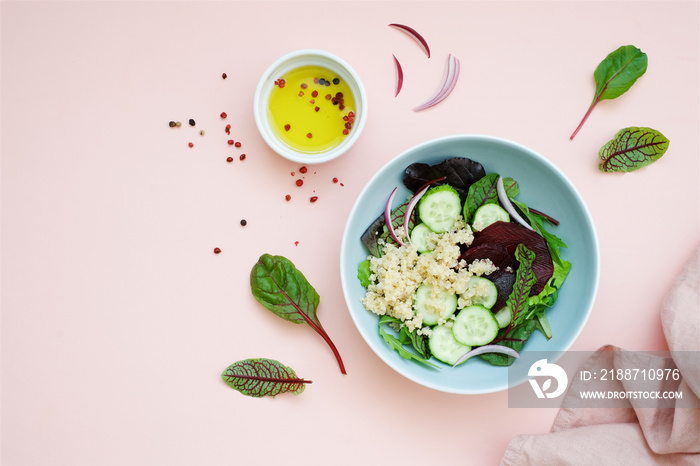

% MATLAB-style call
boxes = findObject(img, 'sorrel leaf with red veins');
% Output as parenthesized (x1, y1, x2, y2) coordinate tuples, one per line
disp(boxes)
(598, 126, 669, 172)
(477, 245, 537, 366)
(570, 45, 648, 140)
(250, 254, 346, 374)
(221, 358, 311, 398)
(507, 244, 537, 328)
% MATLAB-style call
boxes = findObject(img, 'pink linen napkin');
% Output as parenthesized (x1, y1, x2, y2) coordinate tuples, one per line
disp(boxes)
(501, 246, 700, 465)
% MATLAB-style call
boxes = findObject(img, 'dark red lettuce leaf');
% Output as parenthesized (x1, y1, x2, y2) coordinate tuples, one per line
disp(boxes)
(361, 199, 418, 257)
(361, 214, 388, 257)
(403, 157, 486, 200)
(460, 221, 554, 309)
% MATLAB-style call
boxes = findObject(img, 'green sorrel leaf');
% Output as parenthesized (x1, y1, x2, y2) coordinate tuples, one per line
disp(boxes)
(221, 358, 311, 397)
(598, 126, 669, 172)
(463, 174, 519, 223)
(250, 254, 346, 374)
(570, 45, 648, 139)
(480, 320, 539, 366)
(503, 177, 519, 198)
(463, 173, 499, 222)
(594, 45, 648, 101)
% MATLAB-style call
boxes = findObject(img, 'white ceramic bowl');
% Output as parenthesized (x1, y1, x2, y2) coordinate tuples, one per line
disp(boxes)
(253, 49, 367, 164)
(340, 134, 600, 394)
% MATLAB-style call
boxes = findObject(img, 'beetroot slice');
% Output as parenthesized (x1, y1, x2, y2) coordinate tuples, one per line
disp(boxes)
(460, 221, 554, 308)
(460, 243, 516, 311)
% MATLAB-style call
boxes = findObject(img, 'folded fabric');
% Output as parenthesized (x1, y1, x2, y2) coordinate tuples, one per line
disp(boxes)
(501, 245, 700, 465)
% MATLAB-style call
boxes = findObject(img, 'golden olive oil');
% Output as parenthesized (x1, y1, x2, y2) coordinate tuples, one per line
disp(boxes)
(268, 65, 356, 153)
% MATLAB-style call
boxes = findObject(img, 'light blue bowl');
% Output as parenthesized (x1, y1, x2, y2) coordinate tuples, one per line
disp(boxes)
(340, 135, 599, 394)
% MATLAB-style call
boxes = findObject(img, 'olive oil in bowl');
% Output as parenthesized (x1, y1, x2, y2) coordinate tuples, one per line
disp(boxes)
(267, 65, 356, 154)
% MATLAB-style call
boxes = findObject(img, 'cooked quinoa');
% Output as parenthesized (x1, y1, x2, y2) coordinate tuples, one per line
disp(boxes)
(361, 217, 497, 334)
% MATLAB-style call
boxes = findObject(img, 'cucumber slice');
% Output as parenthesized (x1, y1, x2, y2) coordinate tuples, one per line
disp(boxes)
(472, 203, 510, 231)
(414, 283, 458, 326)
(410, 223, 434, 253)
(429, 325, 472, 365)
(418, 185, 462, 233)
(494, 307, 512, 328)
(452, 305, 499, 346)
(464, 276, 498, 309)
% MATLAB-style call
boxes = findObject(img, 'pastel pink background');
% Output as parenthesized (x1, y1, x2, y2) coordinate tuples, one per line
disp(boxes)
(2, 1, 698, 465)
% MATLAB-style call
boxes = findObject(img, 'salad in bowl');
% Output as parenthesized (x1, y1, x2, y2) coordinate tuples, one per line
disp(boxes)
(340, 135, 599, 394)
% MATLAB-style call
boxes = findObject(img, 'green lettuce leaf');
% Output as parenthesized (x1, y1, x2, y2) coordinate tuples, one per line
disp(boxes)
(358, 260, 371, 288)
(378, 316, 437, 368)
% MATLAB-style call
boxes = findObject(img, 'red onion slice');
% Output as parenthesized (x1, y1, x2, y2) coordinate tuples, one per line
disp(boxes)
(403, 185, 429, 242)
(452, 345, 520, 367)
(496, 176, 534, 231)
(385, 187, 405, 246)
(393, 54, 403, 97)
(431, 56, 459, 104)
(388, 23, 431, 58)
(413, 54, 460, 111)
